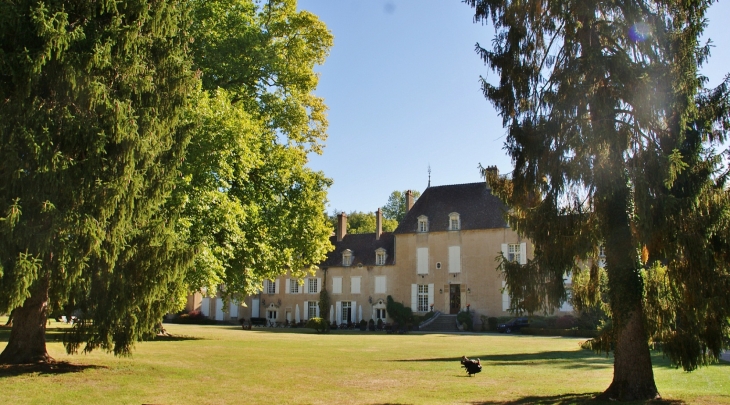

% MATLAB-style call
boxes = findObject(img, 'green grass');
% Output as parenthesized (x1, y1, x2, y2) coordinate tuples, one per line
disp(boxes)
(0, 320, 728, 405)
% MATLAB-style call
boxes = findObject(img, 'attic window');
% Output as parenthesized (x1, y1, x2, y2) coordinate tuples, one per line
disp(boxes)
(417, 215, 429, 233)
(342, 249, 353, 267)
(449, 212, 460, 231)
(375, 248, 387, 266)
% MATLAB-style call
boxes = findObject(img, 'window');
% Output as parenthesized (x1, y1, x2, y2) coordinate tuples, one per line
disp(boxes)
(267, 309, 277, 323)
(375, 276, 386, 294)
(308, 278, 319, 294)
(417, 215, 428, 232)
(265, 279, 277, 294)
(308, 301, 319, 319)
(342, 249, 353, 266)
(375, 308, 387, 320)
(436, 262, 441, 269)
(449, 212, 460, 230)
(351, 276, 361, 294)
(508, 243, 521, 263)
(417, 247, 428, 274)
(448, 246, 461, 273)
(332, 277, 343, 294)
(418, 285, 429, 312)
(375, 248, 387, 266)
(289, 280, 299, 294)
(341, 301, 352, 323)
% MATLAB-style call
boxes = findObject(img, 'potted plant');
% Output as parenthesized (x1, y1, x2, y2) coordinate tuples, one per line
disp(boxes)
(368, 319, 375, 331)
(359, 319, 367, 331)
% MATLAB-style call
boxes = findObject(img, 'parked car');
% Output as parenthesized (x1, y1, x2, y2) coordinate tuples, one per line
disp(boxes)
(497, 317, 529, 333)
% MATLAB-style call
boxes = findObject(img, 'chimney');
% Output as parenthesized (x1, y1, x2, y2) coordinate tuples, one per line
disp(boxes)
(376, 208, 383, 240)
(405, 190, 414, 213)
(484, 165, 499, 188)
(336, 212, 347, 242)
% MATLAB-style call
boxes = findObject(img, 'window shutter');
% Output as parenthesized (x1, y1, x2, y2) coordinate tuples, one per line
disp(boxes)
(502, 280, 510, 311)
(317, 277, 322, 293)
(428, 284, 434, 307)
(274, 279, 279, 294)
(304, 301, 309, 319)
(520, 243, 527, 265)
(411, 284, 417, 310)
(285, 279, 290, 294)
(316, 303, 320, 318)
(417, 248, 428, 274)
(448, 246, 461, 273)
(501, 243, 508, 259)
(336, 301, 342, 324)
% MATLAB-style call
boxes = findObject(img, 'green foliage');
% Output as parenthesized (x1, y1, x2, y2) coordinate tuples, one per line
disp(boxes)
(487, 317, 499, 332)
(457, 308, 474, 332)
(318, 288, 330, 325)
(179, 0, 335, 298)
(382, 190, 421, 222)
(0, 0, 197, 358)
(305, 317, 329, 333)
(468, 0, 730, 381)
(327, 210, 398, 234)
(386, 295, 413, 325)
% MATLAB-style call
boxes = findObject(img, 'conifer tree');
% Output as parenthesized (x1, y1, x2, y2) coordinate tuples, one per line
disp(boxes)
(0, 1, 196, 363)
(467, 0, 730, 400)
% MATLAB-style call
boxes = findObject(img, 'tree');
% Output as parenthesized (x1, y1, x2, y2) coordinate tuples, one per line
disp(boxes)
(0, 1, 197, 363)
(467, 0, 730, 400)
(328, 211, 398, 235)
(382, 190, 420, 222)
(179, 0, 334, 298)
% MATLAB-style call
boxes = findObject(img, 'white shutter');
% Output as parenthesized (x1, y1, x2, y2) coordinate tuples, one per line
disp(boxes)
(351, 277, 361, 294)
(501, 243, 509, 260)
(417, 248, 428, 274)
(448, 246, 461, 273)
(285, 279, 291, 294)
(333, 277, 342, 294)
(215, 298, 224, 320)
(336, 301, 342, 324)
(411, 284, 417, 310)
(375, 276, 386, 294)
(201, 297, 211, 317)
(502, 280, 510, 311)
(520, 242, 527, 265)
(317, 277, 322, 293)
(428, 284, 434, 308)
(274, 279, 279, 294)
(316, 302, 320, 318)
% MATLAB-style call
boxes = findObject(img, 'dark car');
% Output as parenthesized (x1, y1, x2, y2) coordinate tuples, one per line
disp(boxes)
(497, 317, 529, 333)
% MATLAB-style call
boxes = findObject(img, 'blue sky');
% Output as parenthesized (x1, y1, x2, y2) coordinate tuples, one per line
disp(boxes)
(297, 0, 730, 214)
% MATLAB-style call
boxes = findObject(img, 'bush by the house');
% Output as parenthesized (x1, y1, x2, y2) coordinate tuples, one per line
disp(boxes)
(386, 295, 413, 325)
(457, 308, 474, 331)
(306, 317, 329, 333)
(168, 310, 218, 325)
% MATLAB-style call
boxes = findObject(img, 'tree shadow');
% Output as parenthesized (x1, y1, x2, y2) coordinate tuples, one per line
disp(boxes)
(469, 393, 686, 404)
(141, 334, 205, 342)
(392, 351, 613, 370)
(0, 362, 106, 377)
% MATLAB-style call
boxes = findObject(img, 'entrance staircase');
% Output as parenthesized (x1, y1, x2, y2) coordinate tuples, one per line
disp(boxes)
(419, 313, 458, 332)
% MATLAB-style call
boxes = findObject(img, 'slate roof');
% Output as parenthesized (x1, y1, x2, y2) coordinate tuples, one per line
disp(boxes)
(321, 232, 395, 268)
(393, 182, 509, 234)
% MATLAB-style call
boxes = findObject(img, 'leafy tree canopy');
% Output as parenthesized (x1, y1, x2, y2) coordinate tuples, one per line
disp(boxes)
(382, 190, 420, 222)
(468, 0, 730, 400)
(328, 210, 398, 235)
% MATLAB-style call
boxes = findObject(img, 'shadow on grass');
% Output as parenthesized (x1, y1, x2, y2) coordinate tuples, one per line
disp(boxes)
(0, 362, 106, 377)
(469, 393, 686, 404)
(393, 351, 613, 370)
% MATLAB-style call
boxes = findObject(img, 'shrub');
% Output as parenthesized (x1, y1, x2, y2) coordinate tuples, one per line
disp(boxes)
(488, 317, 499, 332)
(556, 315, 576, 329)
(456, 308, 474, 331)
(480, 315, 489, 331)
(368, 319, 375, 331)
(376, 318, 383, 330)
(386, 295, 414, 325)
(305, 317, 329, 333)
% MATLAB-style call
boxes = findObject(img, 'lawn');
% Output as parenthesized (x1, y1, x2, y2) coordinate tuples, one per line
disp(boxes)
(0, 321, 727, 405)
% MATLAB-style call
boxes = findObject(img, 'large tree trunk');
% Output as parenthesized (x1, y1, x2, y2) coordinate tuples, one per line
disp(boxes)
(0, 277, 53, 364)
(597, 180, 660, 401)
(599, 306, 659, 401)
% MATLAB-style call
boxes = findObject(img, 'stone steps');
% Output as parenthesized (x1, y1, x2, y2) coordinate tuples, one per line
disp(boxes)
(419, 314, 458, 332)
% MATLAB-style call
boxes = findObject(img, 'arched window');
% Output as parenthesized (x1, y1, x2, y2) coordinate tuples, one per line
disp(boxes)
(448, 212, 460, 230)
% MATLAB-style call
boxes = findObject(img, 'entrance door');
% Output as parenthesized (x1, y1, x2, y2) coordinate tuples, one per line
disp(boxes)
(449, 284, 461, 314)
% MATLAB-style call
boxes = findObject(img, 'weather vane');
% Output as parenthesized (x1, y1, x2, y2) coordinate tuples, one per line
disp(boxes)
(428, 164, 431, 188)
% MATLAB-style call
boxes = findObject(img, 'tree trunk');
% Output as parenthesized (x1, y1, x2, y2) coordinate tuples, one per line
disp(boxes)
(0, 277, 53, 364)
(598, 306, 660, 401)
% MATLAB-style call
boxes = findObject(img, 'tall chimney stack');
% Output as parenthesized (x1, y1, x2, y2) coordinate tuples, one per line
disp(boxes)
(376, 208, 383, 240)
(405, 190, 414, 214)
(336, 212, 347, 242)
(484, 165, 499, 189)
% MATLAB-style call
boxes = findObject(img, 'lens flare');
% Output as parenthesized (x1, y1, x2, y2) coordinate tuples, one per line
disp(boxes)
(629, 22, 652, 42)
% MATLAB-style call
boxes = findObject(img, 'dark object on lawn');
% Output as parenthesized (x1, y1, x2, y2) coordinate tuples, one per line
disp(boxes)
(497, 317, 529, 333)
(461, 356, 482, 376)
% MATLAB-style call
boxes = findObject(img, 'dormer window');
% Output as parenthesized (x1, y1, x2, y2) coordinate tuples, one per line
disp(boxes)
(417, 215, 429, 233)
(342, 249, 353, 266)
(449, 212, 460, 230)
(375, 248, 387, 266)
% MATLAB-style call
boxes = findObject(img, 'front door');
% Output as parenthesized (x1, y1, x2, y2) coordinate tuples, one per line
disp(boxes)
(450, 284, 461, 314)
